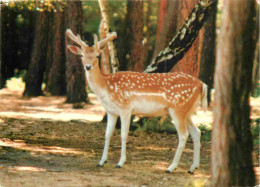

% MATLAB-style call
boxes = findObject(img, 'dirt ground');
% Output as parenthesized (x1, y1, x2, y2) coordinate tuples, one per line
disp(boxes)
(0, 87, 259, 187)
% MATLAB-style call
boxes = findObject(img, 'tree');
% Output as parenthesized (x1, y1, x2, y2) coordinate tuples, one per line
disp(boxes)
(212, 0, 257, 186)
(99, 20, 111, 74)
(144, 0, 218, 73)
(23, 10, 52, 96)
(98, 0, 119, 73)
(153, 0, 179, 60)
(65, 1, 87, 103)
(46, 3, 66, 96)
(172, 0, 199, 77)
(155, 0, 168, 42)
(199, 4, 217, 103)
(126, 0, 144, 72)
(1, 5, 18, 88)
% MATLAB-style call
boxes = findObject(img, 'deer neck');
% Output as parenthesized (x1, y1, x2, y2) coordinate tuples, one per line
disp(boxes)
(85, 60, 108, 97)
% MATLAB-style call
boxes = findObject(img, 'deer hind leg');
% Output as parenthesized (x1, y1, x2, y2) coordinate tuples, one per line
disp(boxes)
(98, 112, 118, 167)
(116, 112, 131, 168)
(187, 117, 201, 174)
(166, 109, 189, 173)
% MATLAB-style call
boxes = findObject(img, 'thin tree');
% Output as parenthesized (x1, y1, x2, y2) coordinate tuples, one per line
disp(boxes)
(212, 0, 257, 186)
(199, 4, 217, 103)
(98, 0, 119, 73)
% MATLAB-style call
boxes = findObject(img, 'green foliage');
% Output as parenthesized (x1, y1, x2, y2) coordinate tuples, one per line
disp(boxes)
(2, 0, 67, 12)
(198, 124, 211, 142)
(136, 117, 212, 142)
(82, 1, 127, 34)
(139, 117, 177, 134)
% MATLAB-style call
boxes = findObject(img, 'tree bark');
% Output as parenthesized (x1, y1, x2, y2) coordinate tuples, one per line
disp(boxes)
(47, 7, 66, 96)
(99, 20, 111, 75)
(126, 0, 144, 72)
(172, 0, 199, 77)
(212, 0, 257, 186)
(155, 0, 169, 43)
(1, 5, 19, 88)
(65, 1, 87, 103)
(199, 4, 217, 103)
(153, 0, 179, 60)
(98, 0, 119, 73)
(23, 10, 51, 96)
(144, 0, 218, 73)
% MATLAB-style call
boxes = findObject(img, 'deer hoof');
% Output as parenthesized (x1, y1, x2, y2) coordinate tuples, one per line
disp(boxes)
(115, 165, 122, 168)
(187, 170, 194, 174)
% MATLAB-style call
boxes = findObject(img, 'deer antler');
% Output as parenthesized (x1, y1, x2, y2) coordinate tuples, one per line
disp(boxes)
(98, 32, 117, 49)
(66, 29, 88, 48)
(66, 28, 117, 50)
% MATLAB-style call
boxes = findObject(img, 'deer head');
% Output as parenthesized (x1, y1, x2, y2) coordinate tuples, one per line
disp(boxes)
(66, 29, 117, 71)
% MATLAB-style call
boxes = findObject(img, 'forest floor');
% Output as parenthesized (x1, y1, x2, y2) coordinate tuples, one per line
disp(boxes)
(0, 83, 259, 186)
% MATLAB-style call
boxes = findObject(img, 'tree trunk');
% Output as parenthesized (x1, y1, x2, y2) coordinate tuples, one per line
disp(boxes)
(1, 5, 19, 88)
(144, 0, 218, 73)
(23, 10, 51, 96)
(153, 0, 179, 59)
(172, 0, 199, 77)
(98, 0, 119, 73)
(143, 0, 152, 66)
(199, 4, 217, 103)
(0, 4, 2, 88)
(99, 20, 111, 75)
(47, 7, 66, 96)
(155, 0, 169, 43)
(212, 0, 257, 186)
(65, 1, 87, 103)
(126, 0, 144, 72)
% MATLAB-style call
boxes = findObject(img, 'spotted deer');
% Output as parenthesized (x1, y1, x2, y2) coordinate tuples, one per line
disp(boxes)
(66, 29, 208, 174)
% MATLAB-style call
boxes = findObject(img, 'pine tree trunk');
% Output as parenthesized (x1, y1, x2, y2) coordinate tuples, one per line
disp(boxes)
(23, 10, 51, 96)
(212, 0, 257, 186)
(47, 7, 66, 96)
(144, 0, 218, 73)
(172, 0, 199, 77)
(127, 0, 144, 72)
(153, 0, 179, 59)
(1, 5, 19, 88)
(199, 4, 217, 103)
(155, 0, 169, 43)
(65, 1, 87, 103)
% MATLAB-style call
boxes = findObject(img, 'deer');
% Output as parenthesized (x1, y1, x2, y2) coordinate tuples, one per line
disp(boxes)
(66, 28, 208, 174)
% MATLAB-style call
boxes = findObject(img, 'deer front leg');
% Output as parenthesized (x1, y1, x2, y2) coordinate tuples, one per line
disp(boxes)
(98, 112, 118, 167)
(116, 112, 131, 168)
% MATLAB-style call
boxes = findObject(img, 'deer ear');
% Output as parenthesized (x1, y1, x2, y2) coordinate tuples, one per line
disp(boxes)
(67, 45, 81, 55)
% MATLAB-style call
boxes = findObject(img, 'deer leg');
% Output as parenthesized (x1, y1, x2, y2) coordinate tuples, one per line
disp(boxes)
(98, 112, 118, 167)
(116, 112, 131, 168)
(187, 117, 201, 173)
(167, 109, 189, 173)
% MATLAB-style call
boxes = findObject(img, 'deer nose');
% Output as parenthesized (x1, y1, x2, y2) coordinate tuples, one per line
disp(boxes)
(85, 65, 92, 71)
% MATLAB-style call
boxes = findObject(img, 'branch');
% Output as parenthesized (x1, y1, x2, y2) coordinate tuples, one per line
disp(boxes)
(98, 0, 119, 73)
(144, 0, 218, 73)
